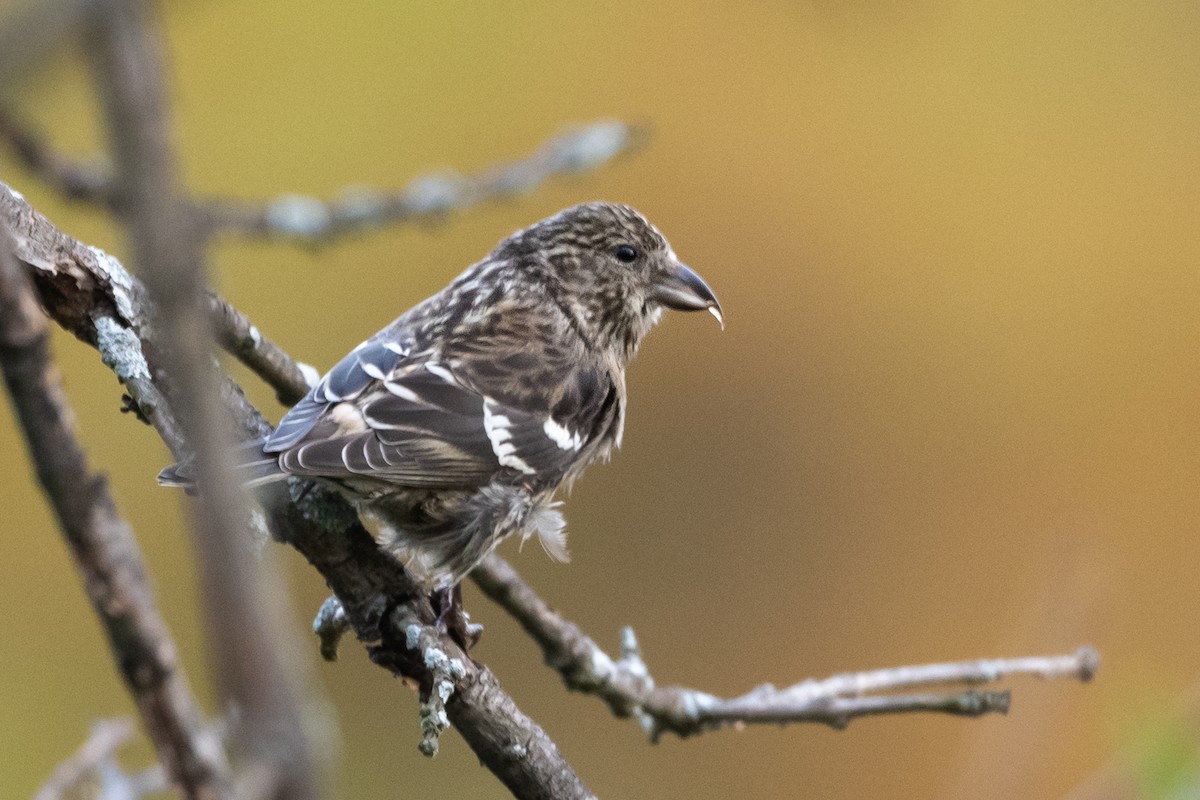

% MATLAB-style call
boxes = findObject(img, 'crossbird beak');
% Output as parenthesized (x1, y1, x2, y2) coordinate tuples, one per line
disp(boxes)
(651, 262, 724, 329)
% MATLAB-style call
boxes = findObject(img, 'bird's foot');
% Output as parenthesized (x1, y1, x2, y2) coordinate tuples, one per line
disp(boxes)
(432, 585, 484, 650)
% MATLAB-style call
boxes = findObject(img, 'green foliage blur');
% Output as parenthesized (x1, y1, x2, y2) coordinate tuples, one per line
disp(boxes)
(3, 2, 1199, 798)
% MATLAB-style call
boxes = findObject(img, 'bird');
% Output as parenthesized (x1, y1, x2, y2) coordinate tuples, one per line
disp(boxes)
(161, 202, 722, 592)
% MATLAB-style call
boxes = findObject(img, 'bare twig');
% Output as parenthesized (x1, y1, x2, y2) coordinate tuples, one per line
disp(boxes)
(87, 5, 322, 798)
(34, 719, 135, 800)
(208, 292, 316, 405)
(0, 106, 115, 206)
(2, 179, 596, 800)
(0, 218, 231, 799)
(98, 764, 170, 800)
(471, 554, 1099, 740)
(35, 718, 169, 800)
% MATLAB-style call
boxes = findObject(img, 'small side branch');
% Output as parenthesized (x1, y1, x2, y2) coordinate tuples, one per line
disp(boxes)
(472, 554, 1099, 740)
(208, 291, 316, 405)
(34, 719, 169, 800)
(34, 718, 135, 800)
(0, 105, 115, 206)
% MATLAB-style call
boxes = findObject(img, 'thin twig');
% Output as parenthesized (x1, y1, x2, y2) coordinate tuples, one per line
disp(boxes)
(33, 719, 136, 800)
(208, 292, 316, 405)
(0, 105, 115, 205)
(0, 218, 231, 800)
(99, 764, 170, 800)
(471, 554, 1099, 740)
(2, 178, 597, 800)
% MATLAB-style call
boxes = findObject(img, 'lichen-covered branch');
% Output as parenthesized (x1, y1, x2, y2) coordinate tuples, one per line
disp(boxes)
(366, 604, 596, 800)
(1, 178, 595, 800)
(471, 554, 1099, 740)
(0, 219, 232, 800)
(201, 120, 642, 242)
(0, 102, 641, 245)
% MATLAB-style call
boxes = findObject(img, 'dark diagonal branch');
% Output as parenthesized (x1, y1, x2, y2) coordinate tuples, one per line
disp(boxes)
(1, 179, 595, 800)
(0, 219, 232, 800)
(472, 554, 1099, 740)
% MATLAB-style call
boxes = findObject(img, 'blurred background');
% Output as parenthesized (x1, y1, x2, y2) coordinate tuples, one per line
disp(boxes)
(2, 1, 1199, 797)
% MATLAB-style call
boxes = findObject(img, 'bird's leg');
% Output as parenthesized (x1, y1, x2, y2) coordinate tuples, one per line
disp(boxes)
(432, 584, 483, 651)
(431, 586, 452, 625)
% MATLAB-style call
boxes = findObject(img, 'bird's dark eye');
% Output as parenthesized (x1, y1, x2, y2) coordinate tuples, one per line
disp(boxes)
(613, 244, 638, 263)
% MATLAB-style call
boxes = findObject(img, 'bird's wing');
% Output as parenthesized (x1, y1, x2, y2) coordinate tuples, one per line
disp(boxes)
(266, 336, 409, 451)
(262, 329, 615, 490)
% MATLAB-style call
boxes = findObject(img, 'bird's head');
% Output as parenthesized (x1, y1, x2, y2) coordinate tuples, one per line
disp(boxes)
(496, 202, 722, 360)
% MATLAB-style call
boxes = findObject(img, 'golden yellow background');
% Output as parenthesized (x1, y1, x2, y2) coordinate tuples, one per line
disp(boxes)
(3, 1, 1199, 797)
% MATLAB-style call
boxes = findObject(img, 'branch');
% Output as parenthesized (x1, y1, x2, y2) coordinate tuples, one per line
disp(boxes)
(87, 6, 322, 797)
(35, 719, 134, 800)
(35, 719, 170, 800)
(1, 179, 595, 799)
(0, 104, 115, 206)
(202, 120, 643, 242)
(0, 103, 641, 244)
(208, 291, 316, 405)
(471, 554, 1099, 740)
(0, 0, 104, 86)
(0, 216, 231, 799)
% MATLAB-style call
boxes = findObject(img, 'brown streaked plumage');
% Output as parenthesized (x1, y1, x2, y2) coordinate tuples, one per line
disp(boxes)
(161, 202, 722, 588)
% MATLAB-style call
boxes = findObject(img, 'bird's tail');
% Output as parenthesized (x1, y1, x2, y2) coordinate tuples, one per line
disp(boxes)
(157, 439, 287, 490)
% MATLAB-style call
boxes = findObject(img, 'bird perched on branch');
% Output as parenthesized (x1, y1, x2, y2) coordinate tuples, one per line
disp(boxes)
(162, 202, 721, 591)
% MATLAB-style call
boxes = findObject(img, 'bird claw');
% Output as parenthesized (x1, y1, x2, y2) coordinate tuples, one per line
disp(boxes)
(432, 585, 483, 651)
